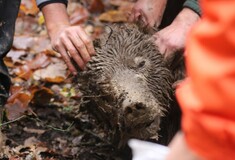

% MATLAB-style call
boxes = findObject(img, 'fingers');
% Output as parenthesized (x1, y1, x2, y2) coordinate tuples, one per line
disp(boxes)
(56, 43, 77, 74)
(154, 31, 177, 59)
(52, 26, 95, 73)
(61, 35, 85, 70)
(73, 27, 95, 56)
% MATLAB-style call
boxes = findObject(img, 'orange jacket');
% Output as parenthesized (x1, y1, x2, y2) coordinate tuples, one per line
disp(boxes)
(176, 1, 235, 160)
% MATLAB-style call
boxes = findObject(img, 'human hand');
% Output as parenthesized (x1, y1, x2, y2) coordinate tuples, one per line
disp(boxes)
(41, 3, 95, 75)
(153, 8, 199, 58)
(166, 132, 202, 160)
(129, 0, 167, 28)
(50, 25, 95, 74)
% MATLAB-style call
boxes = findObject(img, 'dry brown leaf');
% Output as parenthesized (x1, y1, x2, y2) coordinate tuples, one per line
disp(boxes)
(13, 36, 51, 53)
(7, 92, 32, 106)
(27, 53, 50, 70)
(9, 86, 24, 97)
(90, 26, 104, 40)
(33, 58, 67, 83)
(99, 10, 128, 22)
(31, 87, 54, 105)
(3, 57, 15, 68)
(31, 36, 52, 53)
(109, 0, 134, 8)
(11, 77, 25, 84)
(5, 93, 32, 120)
(13, 36, 35, 50)
(69, 6, 90, 25)
(6, 50, 27, 64)
(23, 128, 46, 134)
(88, 0, 105, 13)
(20, 0, 39, 16)
(15, 16, 39, 35)
(14, 67, 33, 80)
(14, 53, 51, 80)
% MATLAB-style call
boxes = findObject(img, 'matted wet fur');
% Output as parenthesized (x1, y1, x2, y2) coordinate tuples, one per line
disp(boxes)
(75, 24, 183, 159)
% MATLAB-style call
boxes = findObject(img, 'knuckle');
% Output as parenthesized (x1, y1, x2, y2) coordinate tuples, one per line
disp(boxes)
(63, 32, 69, 39)
(68, 48, 77, 55)
(84, 39, 92, 46)
(83, 57, 90, 63)
(64, 28, 71, 34)
(77, 43, 85, 50)
(63, 58, 71, 64)
(53, 42, 61, 51)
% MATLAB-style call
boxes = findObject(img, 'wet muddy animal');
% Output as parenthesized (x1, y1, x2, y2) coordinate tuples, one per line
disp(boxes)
(76, 24, 183, 159)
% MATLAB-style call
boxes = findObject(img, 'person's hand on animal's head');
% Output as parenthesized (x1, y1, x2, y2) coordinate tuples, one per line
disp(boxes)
(41, 3, 95, 75)
(129, 0, 167, 28)
(153, 8, 200, 59)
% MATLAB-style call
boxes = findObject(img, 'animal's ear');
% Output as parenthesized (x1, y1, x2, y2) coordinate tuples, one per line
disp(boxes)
(165, 50, 185, 82)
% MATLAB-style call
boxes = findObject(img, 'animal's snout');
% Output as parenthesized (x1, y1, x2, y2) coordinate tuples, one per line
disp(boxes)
(124, 102, 147, 115)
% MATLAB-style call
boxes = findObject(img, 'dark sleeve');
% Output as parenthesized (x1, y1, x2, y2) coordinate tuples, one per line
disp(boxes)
(183, 0, 201, 16)
(36, 0, 68, 10)
(0, 0, 21, 101)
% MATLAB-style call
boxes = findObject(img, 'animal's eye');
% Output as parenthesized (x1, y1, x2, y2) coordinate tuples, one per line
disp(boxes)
(138, 60, 145, 68)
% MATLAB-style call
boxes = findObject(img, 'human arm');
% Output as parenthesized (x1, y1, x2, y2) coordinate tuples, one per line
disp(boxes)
(129, 0, 167, 28)
(129, 0, 200, 58)
(36, 0, 95, 74)
(154, 7, 200, 58)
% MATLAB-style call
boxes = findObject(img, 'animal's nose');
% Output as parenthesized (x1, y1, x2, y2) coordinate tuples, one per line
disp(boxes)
(124, 102, 147, 115)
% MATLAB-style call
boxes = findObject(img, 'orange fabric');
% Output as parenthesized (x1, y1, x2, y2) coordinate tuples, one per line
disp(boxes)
(176, 0, 235, 160)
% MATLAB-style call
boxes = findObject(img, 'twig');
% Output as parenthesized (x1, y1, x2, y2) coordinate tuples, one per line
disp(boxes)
(0, 115, 26, 127)
(29, 116, 74, 132)
(47, 121, 74, 132)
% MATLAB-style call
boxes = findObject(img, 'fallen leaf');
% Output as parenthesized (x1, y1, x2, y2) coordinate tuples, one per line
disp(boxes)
(99, 10, 128, 22)
(15, 16, 39, 35)
(31, 36, 51, 53)
(28, 53, 50, 70)
(9, 86, 24, 97)
(109, 0, 134, 8)
(69, 6, 90, 25)
(90, 26, 104, 40)
(37, 13, 45, 25)
(5, 96, 31, 121)
(13, 36, 35, 50)
(31, 87, 54, 105)
(4, 57, 15, 68)
(33, 58, 67, 83)
(88, 0, 105, 13)
(20, 0, 39, 16)
(24, 137, 40, 146)
(13, 35, 51, 53)
(7, 91, 32, 105)
(14, 53, 51, 80)
(14, 65, 32, 80)
(23, 128, 46, 134)
(6, 50, 27, 64)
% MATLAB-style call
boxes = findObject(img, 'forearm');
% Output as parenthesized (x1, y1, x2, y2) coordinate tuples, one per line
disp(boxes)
(172, 7, 199, 28)
(41, 3, 70, 39)
(183, 0, 201, 16)
(36, 0, 67, 9)
(38, 0, 95, 72)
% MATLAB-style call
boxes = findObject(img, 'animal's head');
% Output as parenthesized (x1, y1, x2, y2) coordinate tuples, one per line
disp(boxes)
(77, 24, 175, 144)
